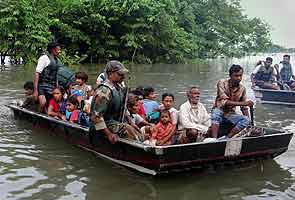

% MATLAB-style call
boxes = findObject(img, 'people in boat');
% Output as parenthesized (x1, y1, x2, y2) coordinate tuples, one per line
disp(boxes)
(211, 64, 253, 139)
(143, 86, 160, 123)
(33, 42, 63, 112)
(125, 93, 151, 139)
(147, 109, 176, 146)
(73, 71, 90, 100)
(130, 87, 146, 119)
(90, 60, 142, 143)
(178, 87, 211, 143)
(21, 81, 38, 111)
(274, 54, 295, 90)
(159, 93, 178, 126)
(66, 95, 80, 123)
(251, 57, 280, 90)
(66, 95, 90, 126)
(83, 85, 94, 115)
(48, 86, 67, 120)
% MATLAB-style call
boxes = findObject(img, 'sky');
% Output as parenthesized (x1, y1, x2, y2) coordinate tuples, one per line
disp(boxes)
(241, 0, 295, 48)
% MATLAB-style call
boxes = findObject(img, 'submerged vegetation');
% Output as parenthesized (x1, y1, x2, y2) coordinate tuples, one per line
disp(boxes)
(0, 0, 272, 64)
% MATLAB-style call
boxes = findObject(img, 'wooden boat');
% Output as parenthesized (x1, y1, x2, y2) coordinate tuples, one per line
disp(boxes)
(7, 104, 293, 175)
(253, 87, 295, 106)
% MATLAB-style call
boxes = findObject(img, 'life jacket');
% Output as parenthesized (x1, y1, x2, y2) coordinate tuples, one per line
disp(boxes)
(39, 52, 63, 87)
(254, 64, 274, 82)
(279, 63, 292, 81)
(91, 80, 125, 123)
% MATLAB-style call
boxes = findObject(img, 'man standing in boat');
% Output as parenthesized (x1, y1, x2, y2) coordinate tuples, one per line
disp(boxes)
(274, 55, 295, 90)
(251, 57, 280, 90)
(90, 60, 142, 144)
(33, 42, 63, 112)
(211, 64, 254, 138)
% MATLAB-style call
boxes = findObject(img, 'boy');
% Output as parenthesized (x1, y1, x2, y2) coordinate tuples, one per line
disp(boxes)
(73, 71, 89, 100)
(143, 86, 160, 123)
(22, 81, 38, 111)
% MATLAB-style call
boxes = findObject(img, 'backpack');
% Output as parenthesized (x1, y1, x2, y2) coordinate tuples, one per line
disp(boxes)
(77, 111, 90, 127)
(57, 66, 75, 89)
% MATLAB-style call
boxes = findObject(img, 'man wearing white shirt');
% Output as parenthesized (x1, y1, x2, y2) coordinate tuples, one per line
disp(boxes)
(178, 87, 211, 143)
(275, 54, 295, 90)
(33, 42, 63, 112)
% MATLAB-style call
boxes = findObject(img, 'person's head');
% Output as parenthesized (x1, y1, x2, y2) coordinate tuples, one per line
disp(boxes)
(105, 60, 128, 84)
(75, 71, 88, 85)
(265, 57, 273, 67)
(159, 110, 171, 125)
(143, 87, 156, 100)
(66, 95, 79, 112)
(127, 93, 140, 114)
(52, 86, 65, 102)
(229, 64, 243, 86)
(23, 81, 34, 96)
(187, 86, 200, 104)
(130, 87, 144, 102)
(47, 42, 61, 57)
(86, 85, 94, 99)
(162, 93, 174, 109)
(283, 55, 290, 64)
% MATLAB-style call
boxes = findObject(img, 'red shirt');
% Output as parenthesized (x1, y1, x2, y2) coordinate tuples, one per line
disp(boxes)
(49, 99, 60, 112)
(138, 103, 146, 119)
(152, 122, 174, 141)
(70, 110, 79, 123)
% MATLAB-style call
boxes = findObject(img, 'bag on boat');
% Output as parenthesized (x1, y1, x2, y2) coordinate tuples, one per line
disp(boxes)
(57, 66, 75, 89)
(77, 111, 90, 127)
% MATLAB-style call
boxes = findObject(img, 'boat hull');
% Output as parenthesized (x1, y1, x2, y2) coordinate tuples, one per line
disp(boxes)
(253, 88, 295, 106)
(8, 105, 293, 175)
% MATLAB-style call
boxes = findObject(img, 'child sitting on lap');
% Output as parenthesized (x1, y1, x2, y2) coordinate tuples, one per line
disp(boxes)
(66, 95, 80, 123)
(145, 110, 175, 146)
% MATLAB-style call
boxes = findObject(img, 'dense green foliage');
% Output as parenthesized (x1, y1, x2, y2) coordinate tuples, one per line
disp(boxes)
(0, 0, 272, 64)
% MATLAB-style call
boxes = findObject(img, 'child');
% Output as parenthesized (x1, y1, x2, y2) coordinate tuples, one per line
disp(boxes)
(143, 86, 160, 123)
(66, 95, 80, 123)
(21, 81, 38, 111)
(148, 110, 175, 146)
(73, 71, 89, 100)
(130, 87, 146, 119)
(159, 93, 178, 126)
(126, 94, 152, 140)
(83, 85, 94, 115)
(48, 86, 66, 120)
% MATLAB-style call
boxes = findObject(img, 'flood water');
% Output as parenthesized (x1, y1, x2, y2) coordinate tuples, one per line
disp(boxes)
(0, 54, 295, 200)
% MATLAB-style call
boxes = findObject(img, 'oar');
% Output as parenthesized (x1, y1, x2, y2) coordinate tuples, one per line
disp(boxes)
(250, 105, 254, 126)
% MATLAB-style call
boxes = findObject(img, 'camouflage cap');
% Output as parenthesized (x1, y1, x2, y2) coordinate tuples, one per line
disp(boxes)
(105, 60, 129, 75)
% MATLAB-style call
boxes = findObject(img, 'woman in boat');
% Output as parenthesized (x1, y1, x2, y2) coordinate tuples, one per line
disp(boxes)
(47, 86, 66, 120)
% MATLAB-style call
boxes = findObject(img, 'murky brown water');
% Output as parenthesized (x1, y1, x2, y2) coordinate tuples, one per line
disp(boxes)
(0, 54, 295, 200)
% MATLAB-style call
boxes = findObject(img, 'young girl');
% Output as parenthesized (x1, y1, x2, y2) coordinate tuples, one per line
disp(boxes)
(143, 86, 160, 123)
(66, 95, 80, 123)
(159, 93, 178, 126)
(48, 86, 66, 120)
(148, 110, 175, 146)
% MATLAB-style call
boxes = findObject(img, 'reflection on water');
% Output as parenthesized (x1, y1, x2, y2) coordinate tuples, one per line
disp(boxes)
(0, 54, 294, 200)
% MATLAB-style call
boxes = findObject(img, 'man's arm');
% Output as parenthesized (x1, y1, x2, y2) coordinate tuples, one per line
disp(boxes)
(33, 72, 40, 101)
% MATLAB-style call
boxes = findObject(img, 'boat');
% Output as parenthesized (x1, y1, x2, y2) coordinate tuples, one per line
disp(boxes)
(7, 104, 293, 175)
(253, 87, 295, 106)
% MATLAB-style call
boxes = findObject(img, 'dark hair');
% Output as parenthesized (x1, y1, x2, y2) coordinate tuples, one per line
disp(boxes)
(160, 109, 171, 118)
(75, 71, 88, 82)
(229, 64, 243, 76)
(23, 81, 34, 90)
(266, 57, 273, 62)
(283, 54, 290, 59)
(53, 86, 65, 95)
(67, 95, 79, 106)
(47, 42, 60, 53)
(162, 93, 174, 101)
(127, 93, 139, 108)
(143, 86, 154, 98)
